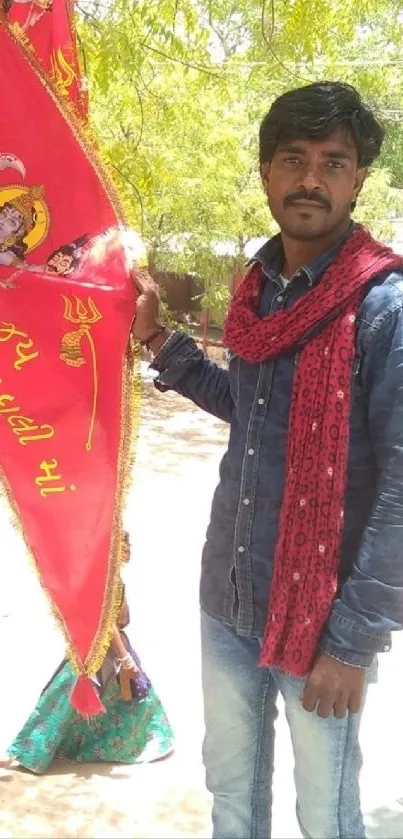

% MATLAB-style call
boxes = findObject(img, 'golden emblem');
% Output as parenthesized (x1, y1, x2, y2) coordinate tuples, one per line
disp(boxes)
(49, 48, 76, 98)
(60, 296, 102, 452)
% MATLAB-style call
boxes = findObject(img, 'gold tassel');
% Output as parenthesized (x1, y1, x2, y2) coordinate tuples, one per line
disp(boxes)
(60, 327, 86, 367)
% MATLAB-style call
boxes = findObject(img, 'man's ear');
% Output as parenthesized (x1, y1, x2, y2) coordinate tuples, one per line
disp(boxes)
(260, 162, 271, 194)
(353, 167, 367, 202)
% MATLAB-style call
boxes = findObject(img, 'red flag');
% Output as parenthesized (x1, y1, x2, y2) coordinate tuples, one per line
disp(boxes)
(2, 0, 87, 118)
(0, 18, 139, 714)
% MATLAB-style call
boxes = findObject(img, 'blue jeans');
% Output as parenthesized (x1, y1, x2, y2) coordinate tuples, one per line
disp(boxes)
(201, 610, 367, 839)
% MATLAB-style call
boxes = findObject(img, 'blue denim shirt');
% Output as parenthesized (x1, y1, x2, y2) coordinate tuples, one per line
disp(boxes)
(151, 229, 403, 668)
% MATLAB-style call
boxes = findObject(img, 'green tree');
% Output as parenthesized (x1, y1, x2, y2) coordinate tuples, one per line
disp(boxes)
(76, 0, 403, 299)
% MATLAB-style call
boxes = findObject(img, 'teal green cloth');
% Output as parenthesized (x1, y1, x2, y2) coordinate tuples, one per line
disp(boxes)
(8, 661, 174, 774)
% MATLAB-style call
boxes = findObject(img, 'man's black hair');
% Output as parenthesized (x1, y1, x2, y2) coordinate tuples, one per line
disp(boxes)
(259, 81, 384, 168)
(47, 235, 89, 262)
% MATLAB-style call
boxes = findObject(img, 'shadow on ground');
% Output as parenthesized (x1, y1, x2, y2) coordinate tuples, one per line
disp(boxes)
(0, 757, 211, 839)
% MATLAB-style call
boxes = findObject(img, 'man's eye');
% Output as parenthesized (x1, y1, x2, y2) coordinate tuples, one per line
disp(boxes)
(327, 161, 343, 169)
(284, 157, 301, 165)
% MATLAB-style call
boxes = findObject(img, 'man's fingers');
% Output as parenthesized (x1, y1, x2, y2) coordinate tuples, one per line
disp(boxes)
(303, 653, 366, 719)
(334, 692, 349, 719)
(131, 267, 158, 296)
(130, 267, 144, 292)
(303, 684, 357, 718)
(302, 680, 319, 713)
(348, 689, 363, 715)
(304, 685, 346, 718)
(315, 691, 336, 718)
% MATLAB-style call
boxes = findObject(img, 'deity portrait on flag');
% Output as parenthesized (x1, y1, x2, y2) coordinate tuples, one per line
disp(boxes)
(0, 152, 93, 277)
(0, 184, 49, 266)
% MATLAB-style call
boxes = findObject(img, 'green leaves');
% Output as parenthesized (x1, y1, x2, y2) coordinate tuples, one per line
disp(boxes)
(76, 0, 403, 295)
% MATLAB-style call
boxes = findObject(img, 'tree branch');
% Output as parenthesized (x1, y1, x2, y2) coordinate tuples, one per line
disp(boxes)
(261, 0, 311, 83)
(108, 160, 145, 235)
(76, 3, 103, 33)
(140, 41, 227, 82)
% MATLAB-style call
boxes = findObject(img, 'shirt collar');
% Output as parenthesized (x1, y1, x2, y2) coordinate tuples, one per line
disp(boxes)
(250, 221, 355, 287)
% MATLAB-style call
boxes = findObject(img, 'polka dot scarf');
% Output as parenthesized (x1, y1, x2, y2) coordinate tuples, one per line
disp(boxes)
(223, 225, 403, 676)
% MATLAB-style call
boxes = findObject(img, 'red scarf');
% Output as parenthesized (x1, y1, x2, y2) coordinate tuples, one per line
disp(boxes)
(224, 225, 403, 676)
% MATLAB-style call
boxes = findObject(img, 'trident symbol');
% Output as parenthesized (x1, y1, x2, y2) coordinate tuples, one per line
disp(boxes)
(62, 296, 102, 327)
(60, 295, 102, 452)
(50, 48, 77, 98)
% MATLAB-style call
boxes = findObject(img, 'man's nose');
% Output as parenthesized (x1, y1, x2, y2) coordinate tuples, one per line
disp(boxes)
(296, 163, 324, 191)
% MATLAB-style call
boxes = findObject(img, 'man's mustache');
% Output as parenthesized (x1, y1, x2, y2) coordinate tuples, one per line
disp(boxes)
(284, 189, 331, 211)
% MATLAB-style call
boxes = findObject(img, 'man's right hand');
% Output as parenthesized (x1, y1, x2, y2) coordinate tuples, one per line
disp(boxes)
(131, 267, 162, 343)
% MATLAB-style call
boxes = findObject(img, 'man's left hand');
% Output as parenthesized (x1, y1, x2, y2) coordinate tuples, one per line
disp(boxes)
(302, 651, 366, 718)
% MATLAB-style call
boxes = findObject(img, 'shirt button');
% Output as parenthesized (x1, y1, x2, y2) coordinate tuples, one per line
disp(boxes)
(243, 498, 250, 506)
(248, 448, 255, 455)
(258, 398, 265, 406)
(238, 545, 245, 553)
(277, 295, 283, 303)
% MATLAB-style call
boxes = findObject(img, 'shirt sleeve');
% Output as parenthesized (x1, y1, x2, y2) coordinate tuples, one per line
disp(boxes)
(321, 302, 403, 667)
(150, 330, 233, 424)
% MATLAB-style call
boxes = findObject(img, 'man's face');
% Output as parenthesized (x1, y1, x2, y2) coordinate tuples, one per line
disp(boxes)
(0, 205, 25, 243)
(261, 128, 366, 242)
(47, 251, 74, 274)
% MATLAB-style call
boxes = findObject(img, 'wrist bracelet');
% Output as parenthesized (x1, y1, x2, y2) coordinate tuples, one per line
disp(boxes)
(140, 325, 166, 350)
(153, 331, 174, 359)
(117, 653, 131, 664)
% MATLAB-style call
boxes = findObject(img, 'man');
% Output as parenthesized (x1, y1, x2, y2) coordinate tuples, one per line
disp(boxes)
(132, 82, 403, 838)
